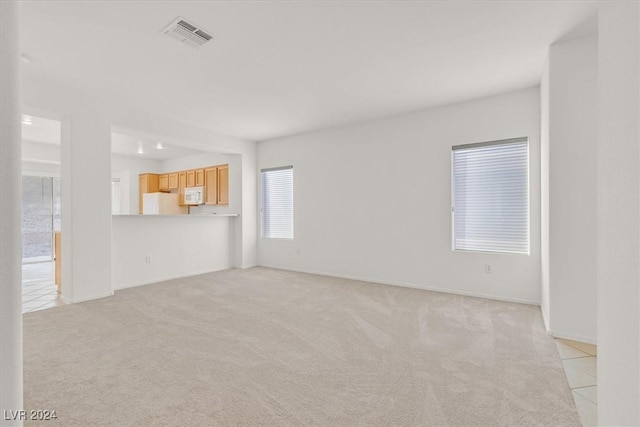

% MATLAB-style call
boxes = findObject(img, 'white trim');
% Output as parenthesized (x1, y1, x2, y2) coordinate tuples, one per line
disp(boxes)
(112, 267, 230, 291)
(539, 303, 597, 345)
(258, 264, 541, 306)
(540, 304, 551, 335)
(59, 290, 114, 304)
(546, 329, 597, 345)
(239, 264, 258, 270)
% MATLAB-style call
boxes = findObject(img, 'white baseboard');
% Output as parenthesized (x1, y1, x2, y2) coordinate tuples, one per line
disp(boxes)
(60, 290, 114, 304)
(112, 267, 231, 291)
(547, 329, 597, 345)
(538, 305, 597, 344)
(258, 264, 541, 306)
(540, 305, 551, 334)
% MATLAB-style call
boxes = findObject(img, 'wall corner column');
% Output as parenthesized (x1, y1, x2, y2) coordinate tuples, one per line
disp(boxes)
(597, 1, 640, 424)
(0, 1, 24, 425)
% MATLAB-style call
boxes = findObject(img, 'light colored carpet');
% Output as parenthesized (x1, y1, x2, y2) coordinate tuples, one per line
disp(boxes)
(23, 267, 580, 426)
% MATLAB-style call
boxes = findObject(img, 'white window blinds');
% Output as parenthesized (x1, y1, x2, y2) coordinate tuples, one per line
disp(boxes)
(452, 138, 529, 254)
(261, 166, 293, 239)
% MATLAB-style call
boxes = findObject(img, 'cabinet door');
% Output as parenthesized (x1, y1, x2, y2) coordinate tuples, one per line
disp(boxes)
(178, 172, 187, 206)
(159, 174, 169, 191)
(168, 173, 179, 189)
(217, 165, 229, 205)
(186, 170, 196, 187)
(204, 167, 217, 205)
(138, 174, 148, 214)
(195, 169, 205, 187)
(147, 174, 159, 193)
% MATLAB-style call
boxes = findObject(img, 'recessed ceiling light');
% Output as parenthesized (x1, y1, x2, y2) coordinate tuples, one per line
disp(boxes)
(137, 143, 144, 155)
(155, 142, 164, 150)
(22, 115, 33, 125)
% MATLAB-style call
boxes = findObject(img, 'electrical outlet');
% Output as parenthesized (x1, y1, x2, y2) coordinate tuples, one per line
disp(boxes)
(296, 249, 301, 256)
(145, 255, 152, 264)
(485, 264, 492, 274)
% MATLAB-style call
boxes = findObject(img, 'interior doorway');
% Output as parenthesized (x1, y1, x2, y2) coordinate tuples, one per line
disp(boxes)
(21, 114, 64, 313)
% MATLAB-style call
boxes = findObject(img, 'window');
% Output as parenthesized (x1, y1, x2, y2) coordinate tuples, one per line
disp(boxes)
(22, 176, 61, 263)
(261, 166, 293, 239)
(452, 137, 529, 254)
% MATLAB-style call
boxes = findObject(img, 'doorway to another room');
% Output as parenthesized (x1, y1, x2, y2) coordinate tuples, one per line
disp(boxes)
(21, 115, 65, 313)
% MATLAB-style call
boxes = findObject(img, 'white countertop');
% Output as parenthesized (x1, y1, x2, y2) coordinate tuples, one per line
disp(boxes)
(113, 213, 239, 217)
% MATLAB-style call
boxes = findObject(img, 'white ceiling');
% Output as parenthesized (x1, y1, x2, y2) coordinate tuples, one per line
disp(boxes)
(20, 115, 204, 161)
(111, 132, 205, 160)
(22, 115, 61, 145)
(21, 1, 597, 142)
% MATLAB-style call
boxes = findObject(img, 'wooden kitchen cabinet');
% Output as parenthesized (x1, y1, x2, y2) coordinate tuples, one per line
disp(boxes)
(158, 174, 169, 191)
(217, 164, 229, 205)
(204, 165, 229, 205)
(138, 173, 159, 214)
(204, 167, 218, 205)
(178, 171, 187, 206)
(140, 164, 228, 209)
(195, 169, 205, 187)
(186, 170, 196, 187)
(168, 173, 179, 189)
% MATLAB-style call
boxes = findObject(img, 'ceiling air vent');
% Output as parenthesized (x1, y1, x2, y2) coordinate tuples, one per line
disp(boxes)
(161, 17, 213, 48)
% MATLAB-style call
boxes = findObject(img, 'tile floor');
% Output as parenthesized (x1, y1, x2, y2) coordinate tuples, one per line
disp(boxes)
(22, 261, 65, 313)
(555, 338, 598, 427)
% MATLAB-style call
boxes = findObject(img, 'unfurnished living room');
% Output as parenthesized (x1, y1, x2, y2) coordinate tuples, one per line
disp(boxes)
(0, 1, 639, 426)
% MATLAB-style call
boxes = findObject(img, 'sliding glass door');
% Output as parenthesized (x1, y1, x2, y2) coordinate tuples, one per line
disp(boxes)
(22, 176, 61, 263)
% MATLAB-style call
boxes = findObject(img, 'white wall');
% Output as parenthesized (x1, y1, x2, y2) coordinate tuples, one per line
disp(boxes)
(22, 161, 59, 177)
(258, 87, 541, 304)
(240, 146, 257, 268)
(0, 1, 23, 422)
(22, 71, 257, 303)
(109, 151, 243, 286)
(111, 215, 234, 289)
(111, 154, 161, 214)
(22, 140, 60, 176)
(111, 169, 130, 215)
(543, 35, 598, 344)
(540, 59, 551, 329)
(59, 106, 113, 303)
(109, 116, 257, 270)
(597, 1, 640, 425)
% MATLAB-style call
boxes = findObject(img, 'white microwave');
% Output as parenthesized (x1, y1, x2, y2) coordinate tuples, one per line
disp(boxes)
(184, 186, 204, 205)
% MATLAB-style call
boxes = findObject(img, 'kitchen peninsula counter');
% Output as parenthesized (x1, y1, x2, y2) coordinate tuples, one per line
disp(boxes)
(112, 213, 237, 290)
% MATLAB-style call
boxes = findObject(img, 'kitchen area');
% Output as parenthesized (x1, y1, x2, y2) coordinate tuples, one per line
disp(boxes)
(111, 129, 242, 290)
(138, 164, 228, 215)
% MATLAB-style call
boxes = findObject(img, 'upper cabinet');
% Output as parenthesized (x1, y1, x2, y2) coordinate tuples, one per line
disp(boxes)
(159, 173, 179, 191)
(217, 165, 229, 205)
(139, 164, 229, 212)
(186, 169, 205, 188)
(195, 169, 205, 187)
(186, 170, 196, 187)
(205, 167, 218, 205)
(204, 165, 229, 205)
(168, 173, 179, 190)
(178, 171, 187, 206)
(159, 174, 169, 192)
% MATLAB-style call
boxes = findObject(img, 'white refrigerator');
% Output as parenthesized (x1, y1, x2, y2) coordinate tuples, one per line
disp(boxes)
(142, 192, 187, 215)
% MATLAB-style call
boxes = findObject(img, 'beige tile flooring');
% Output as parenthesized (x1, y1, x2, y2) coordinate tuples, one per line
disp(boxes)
(555, 338, 598, 427)
(22, 261, 64, 313)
